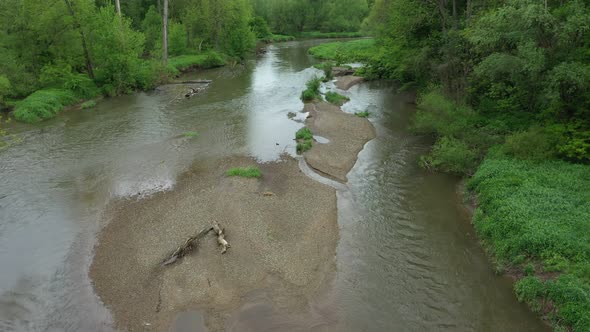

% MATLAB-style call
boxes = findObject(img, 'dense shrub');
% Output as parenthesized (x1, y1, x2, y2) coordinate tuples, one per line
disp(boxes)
(13, 89, 79, 123)
(308, 39, 377, 64)
(420, 136, 479, 175)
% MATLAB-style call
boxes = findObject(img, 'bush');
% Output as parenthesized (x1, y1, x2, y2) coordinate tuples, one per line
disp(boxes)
(325, 91, 349, 105)
(296, 127, 313, 140)
(0, 75, 11, 104)
(13, 89, 79, 123)
(226, 167, 262, 178)
(301, 77, 322, 102)
(503, 126, 559, 161)
(420, 136, 479, 175)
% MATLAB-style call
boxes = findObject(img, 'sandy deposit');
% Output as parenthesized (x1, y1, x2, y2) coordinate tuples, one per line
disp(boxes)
(90, 156, 338, 331)
(335, 76, 364, 90)
(303, 102, 376, 182)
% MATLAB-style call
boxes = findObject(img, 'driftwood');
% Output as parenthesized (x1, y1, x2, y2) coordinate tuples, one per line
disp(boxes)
(161, 226, 213, 266)
(213, 221, 230, 254)
(161, 222, 230, 266)
(185, 87, 205, 98)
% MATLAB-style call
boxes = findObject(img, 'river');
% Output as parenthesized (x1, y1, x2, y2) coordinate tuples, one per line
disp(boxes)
(0, 40, 546, 331)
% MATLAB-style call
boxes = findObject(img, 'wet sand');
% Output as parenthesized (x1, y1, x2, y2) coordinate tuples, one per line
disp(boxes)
(304, 102, 376, 182)
(90, 157, 338, 331)
(335, 76, 364, 90)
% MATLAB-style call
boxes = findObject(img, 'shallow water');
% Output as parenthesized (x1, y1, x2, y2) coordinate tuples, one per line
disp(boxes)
(0, 40, 546, 331)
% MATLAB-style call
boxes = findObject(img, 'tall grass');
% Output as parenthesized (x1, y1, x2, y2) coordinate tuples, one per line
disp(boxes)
(301, 77, 322, 102)
(325, 91, 349, 105)
(468, 158, 590, 330)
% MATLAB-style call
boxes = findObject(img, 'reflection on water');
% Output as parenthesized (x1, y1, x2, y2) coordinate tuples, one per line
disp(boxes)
(0, 40, 546, 331)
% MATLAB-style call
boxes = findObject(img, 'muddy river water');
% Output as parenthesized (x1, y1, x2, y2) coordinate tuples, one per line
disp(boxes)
(0, 40, 546, 331)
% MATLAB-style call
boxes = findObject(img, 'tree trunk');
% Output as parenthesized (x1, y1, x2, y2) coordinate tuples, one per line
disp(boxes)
(439, 0, 447, 33)
(64, 0, 94, 79)
(115, 0, 121, 16)
(452, 0, 458, 28)
(163, 0, 168, 65)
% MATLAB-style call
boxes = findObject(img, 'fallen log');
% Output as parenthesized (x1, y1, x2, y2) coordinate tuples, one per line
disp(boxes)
(213, 221, 230, 254)
(160, 226, 213, 266)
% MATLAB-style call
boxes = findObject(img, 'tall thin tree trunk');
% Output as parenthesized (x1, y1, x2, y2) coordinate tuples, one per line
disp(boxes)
(115, 0, 121, 16)
(163, 0, 168, 65)
(452, 0, 458, 28)
(64, 0, 94, 79)
(438, 0, 447, 33)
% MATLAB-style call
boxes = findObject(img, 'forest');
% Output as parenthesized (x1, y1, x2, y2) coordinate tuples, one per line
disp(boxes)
(1, 0, 590, 330)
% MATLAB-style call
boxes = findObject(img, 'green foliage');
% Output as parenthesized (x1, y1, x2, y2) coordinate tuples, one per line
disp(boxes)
(297, 31, 364, 38)
(39, 63, 99, 99)
(503, 126, 559, 161)
(13, 89, 79, 123)
(167, 52, 225, 75)
(355, 111, 370, 118)
(0, 75, 11, 104)
(309, 39, 377, 63)
(269, 34, 295, 42)
(420, 136, 479, 175)
(295, 127, 313, 153)
(168, 22, 188, 56)
(325, 91, 349, 105)
(301, 77, 322, 102)
(80, 100, 96, 109)
(182, 131, 199, 137)
(250, 16, 272, 40)
(226, 167, 262, 178)
(297, 140, 313, 153)
(468, 158, 590, 329)
(296, 127, 313, 140)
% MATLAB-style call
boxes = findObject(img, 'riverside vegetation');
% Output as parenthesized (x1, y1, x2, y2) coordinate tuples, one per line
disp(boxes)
(307, 0, 590, 330)
(0, 0, 369, 126)
(3, 0, 590, 330)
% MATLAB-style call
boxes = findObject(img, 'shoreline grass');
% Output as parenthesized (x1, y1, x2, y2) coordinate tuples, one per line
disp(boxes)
(296, 31, 365, 39)
(167, 52, 225, 76)
(226, 167, 262, 178)
(13, 89, 81, 123)
(296, 127, 314, 153)
(325, 91, 349, 106)
(355, 111, 370, 118)
(301, 77, 322, 102)
(308, 39, 376, 63)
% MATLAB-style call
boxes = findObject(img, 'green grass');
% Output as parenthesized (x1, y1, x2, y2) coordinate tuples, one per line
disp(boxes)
(295, 127, 314, 153)
(296, 140, 313, 153)
(182, 131, 199, 137)
(296, 127, 313, 140)
(355, 111, 370, 118)
(296, 31, 365, 39)
(268, 34, 295, 42)
(13, 89, 80, 123)
(309, 39, 377, 63)
(80, 100, 96, 109)
(167, 52, 225, 76)
(468, 158, 590, 330)
(301, 77, 322, 102)
(325, 91, 349, 106)
(226, 167, 262, 178)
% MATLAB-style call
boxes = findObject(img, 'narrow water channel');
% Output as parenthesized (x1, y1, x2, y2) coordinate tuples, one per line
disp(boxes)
(0, 40, 546, 331)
